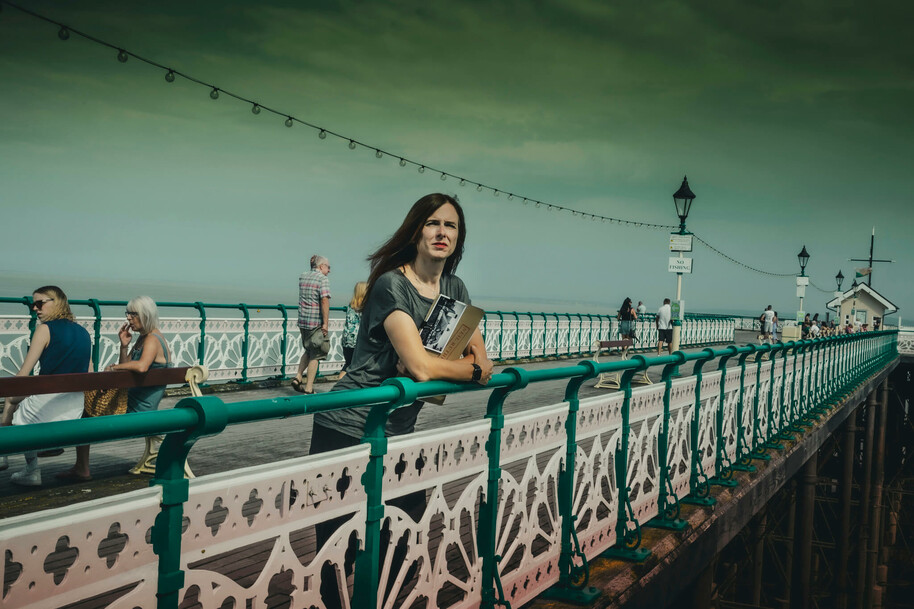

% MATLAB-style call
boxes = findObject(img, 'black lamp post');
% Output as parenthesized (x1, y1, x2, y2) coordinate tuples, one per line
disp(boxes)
(797, 246, 810, 277)
(835, 270, 844, 291)
(672, 176, 696, 235)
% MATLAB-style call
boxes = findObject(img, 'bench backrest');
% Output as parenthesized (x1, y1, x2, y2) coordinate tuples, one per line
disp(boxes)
(596, 339, 632, 350)
(0, 368, 192, 398)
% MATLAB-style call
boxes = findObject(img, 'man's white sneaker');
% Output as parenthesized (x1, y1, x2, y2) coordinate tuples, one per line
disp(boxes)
(11, 468, 41, 487)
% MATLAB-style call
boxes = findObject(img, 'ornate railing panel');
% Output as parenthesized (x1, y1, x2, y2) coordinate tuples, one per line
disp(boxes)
(0, 486, 162, 609)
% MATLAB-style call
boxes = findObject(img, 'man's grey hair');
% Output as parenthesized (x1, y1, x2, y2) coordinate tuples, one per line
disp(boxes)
(128, 295, 159, 334)
(310, 255, 329, 269)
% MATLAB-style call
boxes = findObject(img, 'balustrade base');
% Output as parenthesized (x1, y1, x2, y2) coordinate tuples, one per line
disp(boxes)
(764, 440, 785, 450)
(681, 496, 716, 506)
(710, 477, 738, 488)
(749, 450, 772, 462)
(539, 585, 601, 605)
(731, 463, 756, 472)
(785, 424, 806, 433)
(645, 515, 688, 531)
(600, 546, 651, 563)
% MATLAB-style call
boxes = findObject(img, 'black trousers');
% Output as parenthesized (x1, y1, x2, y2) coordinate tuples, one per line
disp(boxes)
(309, 422, 425, 607)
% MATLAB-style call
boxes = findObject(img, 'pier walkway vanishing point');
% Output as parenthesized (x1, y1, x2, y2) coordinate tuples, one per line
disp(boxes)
(0, 314, 902, 608)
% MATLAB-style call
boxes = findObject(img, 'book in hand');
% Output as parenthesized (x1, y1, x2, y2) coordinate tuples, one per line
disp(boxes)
(418, 294, 485, 404)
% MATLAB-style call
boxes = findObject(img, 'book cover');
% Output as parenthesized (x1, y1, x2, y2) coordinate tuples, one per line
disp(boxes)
(418, 295, 485, 404)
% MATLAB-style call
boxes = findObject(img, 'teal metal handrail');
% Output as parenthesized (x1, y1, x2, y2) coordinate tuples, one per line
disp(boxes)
(0, 330, 898, 609)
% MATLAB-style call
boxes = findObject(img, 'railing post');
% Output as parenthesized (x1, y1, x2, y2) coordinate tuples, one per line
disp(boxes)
(238, 303, 251, 384)
(541, 360, 601, 604)
(710, 346, 739, 488)
(681, 348, 717, 507)
(541, 312, 549, 357)
(782, 341, 806, 436)
(733, 346, 757, 472)
(87, 298, 102, 372)
(749, 345, 772, 461)
(151, 396, 229, 609)
(353, 378, 419, 609)
(763, 342, 787, 451)
(512, 311, 520, 358)
(277, 305, 288, 380)
(193, 302, 207, 369)
(602, 355, 652, 562)
(646, 352, 689, 531)
(479, 367, 529, 609)
(495, 311, 505, 361)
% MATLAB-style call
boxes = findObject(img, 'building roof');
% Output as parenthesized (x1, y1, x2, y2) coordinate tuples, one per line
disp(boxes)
(826, 283, 899, 313)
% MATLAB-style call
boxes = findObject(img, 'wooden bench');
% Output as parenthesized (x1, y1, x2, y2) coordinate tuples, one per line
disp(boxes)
(592, 340, 652, 389)
(0, 366, 207, 477)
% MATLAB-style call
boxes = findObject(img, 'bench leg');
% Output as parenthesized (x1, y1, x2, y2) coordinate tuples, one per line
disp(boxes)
(129, 436, 195, 479)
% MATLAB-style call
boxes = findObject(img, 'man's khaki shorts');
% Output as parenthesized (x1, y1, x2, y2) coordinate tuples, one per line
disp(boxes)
(300, 326, 330, 360)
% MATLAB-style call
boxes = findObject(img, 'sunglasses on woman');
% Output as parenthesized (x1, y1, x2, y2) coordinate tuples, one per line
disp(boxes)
(31, 298, 55, 310)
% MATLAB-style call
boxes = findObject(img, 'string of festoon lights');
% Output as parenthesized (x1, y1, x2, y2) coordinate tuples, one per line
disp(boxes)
(3, 0, 834, 288)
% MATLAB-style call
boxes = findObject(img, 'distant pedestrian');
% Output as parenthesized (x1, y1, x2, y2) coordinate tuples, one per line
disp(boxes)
(771, 311, 779, 342)
(637, 301, 646, 316)
(761, 305, 774, 343)
(293, 255, 331, 394)
(656, 298, 673, 355)
(618, 297, 637, 351)
(339, 281, 368, 378)
(809, 319, 820, 338)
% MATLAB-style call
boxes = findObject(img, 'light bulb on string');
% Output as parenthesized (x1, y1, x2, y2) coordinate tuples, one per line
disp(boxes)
(375, 150, 383, 158)
(348, 140, 356, 149)
(399, 158, 406, 167)
(440, 173, 446, 181)
(459, 179, 466, 186)
(507, 194, 513, 200)
(418, 166, 425, 173)
(476, 185, 482, 192)
(165, 70, 175, 83)
(251, 103, 261, 115)
(494, 190, 499, 197)
(117, 49, 128, 63)
(318, 130, 327, 139)
(209, 88, 220, 100)
(57, 27, 69, 40)
(284, 117, 293, 127)
(535, 202, 541, 208)
(523, 198, 528, 205)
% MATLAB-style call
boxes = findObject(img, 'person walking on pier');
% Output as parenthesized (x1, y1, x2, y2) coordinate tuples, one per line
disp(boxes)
(339, 281, 367, 378)
(761, 305, 774, 343)
(636, 300, 646, 316)
(0, 286, 90, 485)
(771, 311, 779, 342)
(618, 297, 637, 352)
(293, 255, 331, 394)
(656, 298, 673, 355)
(309, 193, 493, 608)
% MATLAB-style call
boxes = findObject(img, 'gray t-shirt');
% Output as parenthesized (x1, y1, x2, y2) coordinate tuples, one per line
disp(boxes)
(314, 269, 470, 439)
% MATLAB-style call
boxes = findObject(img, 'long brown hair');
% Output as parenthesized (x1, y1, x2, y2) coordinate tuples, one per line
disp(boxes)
(33, 285, 75, 322)
(366, 194, 466, 297)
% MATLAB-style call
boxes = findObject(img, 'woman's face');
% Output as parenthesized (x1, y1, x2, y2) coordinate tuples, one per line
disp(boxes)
(415, 203, 460, 262)
(126, 310, 143, 333)
(31, 292, 56, 322)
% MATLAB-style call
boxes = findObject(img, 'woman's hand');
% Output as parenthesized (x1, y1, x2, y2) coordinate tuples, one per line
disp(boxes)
(118, 323, 132, 348)
(470, 344, 494, 385)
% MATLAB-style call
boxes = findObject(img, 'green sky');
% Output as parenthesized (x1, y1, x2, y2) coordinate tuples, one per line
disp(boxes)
(1, 0, 911, 319)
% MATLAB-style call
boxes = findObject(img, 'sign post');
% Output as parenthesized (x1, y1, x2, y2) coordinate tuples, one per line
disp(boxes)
(668, 237, 693, 373)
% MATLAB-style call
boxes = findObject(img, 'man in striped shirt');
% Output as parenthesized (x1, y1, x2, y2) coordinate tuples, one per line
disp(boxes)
(293, 255, 331, 394)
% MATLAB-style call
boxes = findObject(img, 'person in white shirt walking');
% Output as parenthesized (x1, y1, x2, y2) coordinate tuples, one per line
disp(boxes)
(656, 298, 673, 355)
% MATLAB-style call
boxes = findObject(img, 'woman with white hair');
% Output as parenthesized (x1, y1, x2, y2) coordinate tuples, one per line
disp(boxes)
(57, 296, 171, 482)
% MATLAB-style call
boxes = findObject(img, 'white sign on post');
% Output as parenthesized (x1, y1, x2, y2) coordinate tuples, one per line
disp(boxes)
(669, 235, 693, 252)
(668, 257, 693, 273)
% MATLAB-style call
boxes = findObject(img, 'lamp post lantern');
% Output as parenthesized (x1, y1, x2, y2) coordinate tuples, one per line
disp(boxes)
(670, 176, 695, 361)
(835, 270, 844, 292)
(795, 245, 810, 324)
